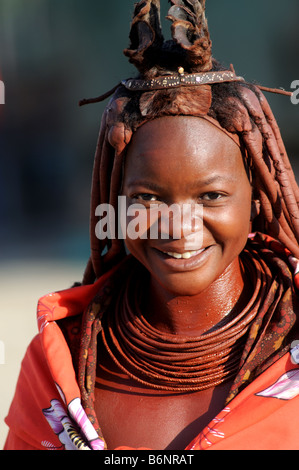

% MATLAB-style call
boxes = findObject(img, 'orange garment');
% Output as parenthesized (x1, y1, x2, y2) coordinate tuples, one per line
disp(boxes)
(4, 234, 299, 450)
(187, 352, 299, 450)
(4, 272, 110, 451)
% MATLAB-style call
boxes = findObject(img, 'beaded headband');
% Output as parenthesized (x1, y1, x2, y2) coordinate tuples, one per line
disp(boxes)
(122, 68, 245, 92)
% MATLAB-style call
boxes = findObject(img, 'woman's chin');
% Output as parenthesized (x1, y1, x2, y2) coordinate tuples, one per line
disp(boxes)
(150, 273, 212, 298)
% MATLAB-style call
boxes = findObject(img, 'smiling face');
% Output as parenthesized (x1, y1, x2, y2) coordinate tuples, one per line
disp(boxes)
(121, 116, 253, 296)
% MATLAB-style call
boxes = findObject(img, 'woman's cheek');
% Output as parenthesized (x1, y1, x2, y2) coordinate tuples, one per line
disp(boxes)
(203, 205, 251, 245)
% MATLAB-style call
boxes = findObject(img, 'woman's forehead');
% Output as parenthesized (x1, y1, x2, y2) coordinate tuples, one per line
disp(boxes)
(128, 115, 240, 151)
(124, 116, 246, 182)
(127, 116, 240, 159)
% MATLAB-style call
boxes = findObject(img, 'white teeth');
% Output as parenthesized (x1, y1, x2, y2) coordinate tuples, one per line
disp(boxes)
(167, 252, 183, 259)
(165, 249, 204, 259)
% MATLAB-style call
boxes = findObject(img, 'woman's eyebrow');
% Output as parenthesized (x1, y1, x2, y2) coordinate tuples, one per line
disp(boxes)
(200, 175, 237, 186)
(182, 175, 237, 190)
(126, 181, 165, 192)
(126, 175, 237, 191)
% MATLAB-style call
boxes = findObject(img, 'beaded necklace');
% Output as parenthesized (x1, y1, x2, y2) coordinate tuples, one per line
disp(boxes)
(100, 254, 261, 392)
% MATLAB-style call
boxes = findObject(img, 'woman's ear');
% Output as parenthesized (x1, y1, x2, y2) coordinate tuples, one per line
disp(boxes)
(251, 199, 261, 221)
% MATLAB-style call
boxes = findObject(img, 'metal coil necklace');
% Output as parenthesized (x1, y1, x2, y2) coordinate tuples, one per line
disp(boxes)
(100, 253, 261, 392)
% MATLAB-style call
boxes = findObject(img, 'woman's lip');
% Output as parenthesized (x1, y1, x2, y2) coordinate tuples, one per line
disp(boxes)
(153, 246, 213, 271)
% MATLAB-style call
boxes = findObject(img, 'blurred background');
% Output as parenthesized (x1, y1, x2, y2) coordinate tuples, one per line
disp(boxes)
(0, 0, 298, 448)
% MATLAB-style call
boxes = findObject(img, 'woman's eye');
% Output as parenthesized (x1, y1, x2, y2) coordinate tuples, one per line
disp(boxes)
(133, 193, 159, 202)
(200, 192, 223, 201)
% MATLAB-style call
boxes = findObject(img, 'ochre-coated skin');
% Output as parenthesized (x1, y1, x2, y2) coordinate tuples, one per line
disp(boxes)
(95, 116, 255, 450)
(95, 346, 234, 450)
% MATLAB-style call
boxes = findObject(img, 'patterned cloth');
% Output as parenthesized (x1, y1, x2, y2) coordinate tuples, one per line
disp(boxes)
(4, 233, 299, 450)
(186, 350, 299, 450)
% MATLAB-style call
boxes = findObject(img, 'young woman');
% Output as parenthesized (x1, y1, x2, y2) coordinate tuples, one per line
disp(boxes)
(4, 0, 299, 450)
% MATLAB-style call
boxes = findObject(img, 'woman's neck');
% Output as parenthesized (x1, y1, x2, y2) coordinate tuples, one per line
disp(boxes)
(145, 257, 252, 337)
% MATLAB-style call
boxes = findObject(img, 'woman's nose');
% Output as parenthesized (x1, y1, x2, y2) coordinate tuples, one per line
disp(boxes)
(159, 202, 204, 245)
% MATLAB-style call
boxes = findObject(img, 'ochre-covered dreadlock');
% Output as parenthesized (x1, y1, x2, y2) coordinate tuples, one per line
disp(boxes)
(81, 0, 299, 285)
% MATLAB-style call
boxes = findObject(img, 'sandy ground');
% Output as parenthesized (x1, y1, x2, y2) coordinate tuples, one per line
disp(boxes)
(0, 259, 86, 449)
